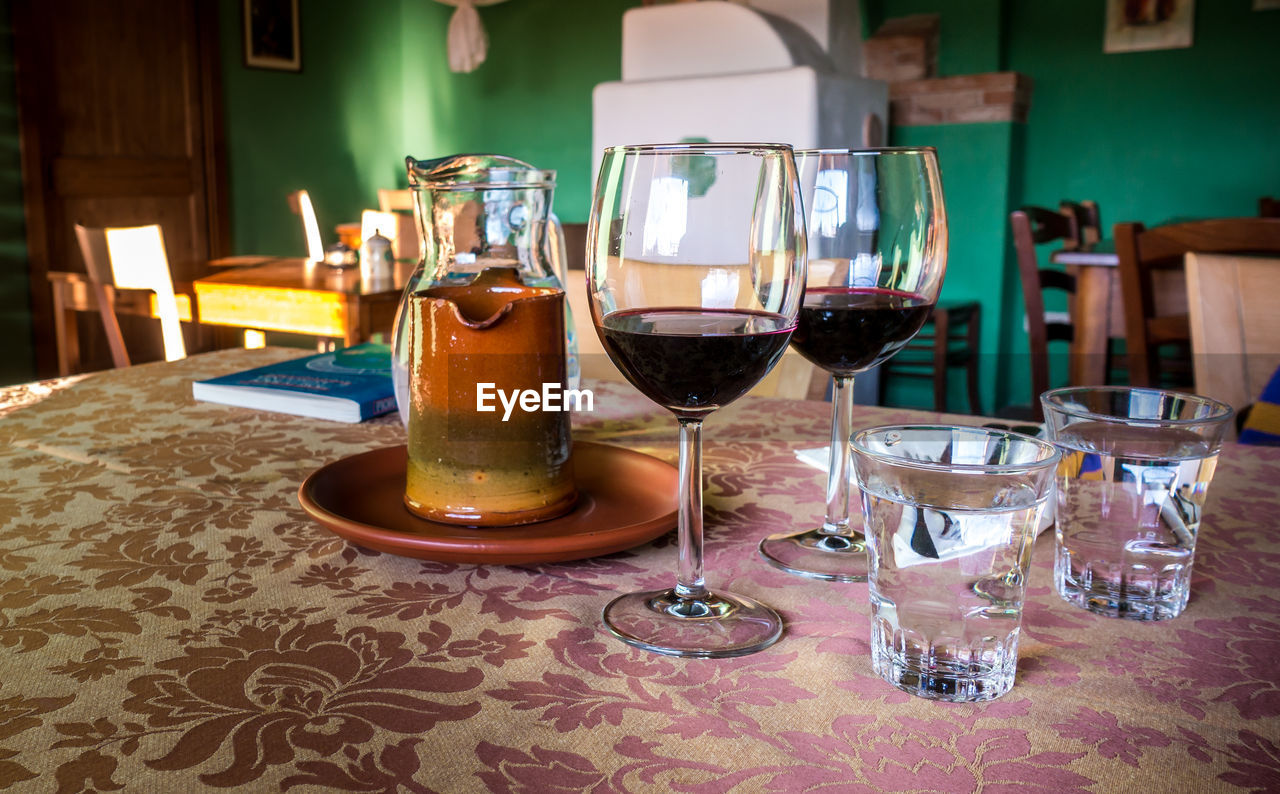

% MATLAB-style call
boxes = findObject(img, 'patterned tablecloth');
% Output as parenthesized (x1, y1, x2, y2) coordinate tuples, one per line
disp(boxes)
(0, 348, 1278, 792)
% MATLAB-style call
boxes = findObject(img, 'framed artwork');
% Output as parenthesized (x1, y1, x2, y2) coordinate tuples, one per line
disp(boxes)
(1104, 0, 1195, 53)
(243, 0, 301, 72)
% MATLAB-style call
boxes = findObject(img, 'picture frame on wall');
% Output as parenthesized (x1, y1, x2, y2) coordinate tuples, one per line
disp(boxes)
(1104, 0, 1195, 53)
(243, 0, 301, 72)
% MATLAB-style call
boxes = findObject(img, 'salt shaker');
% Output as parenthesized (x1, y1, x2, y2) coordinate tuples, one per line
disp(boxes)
(359, 230, 394, 290)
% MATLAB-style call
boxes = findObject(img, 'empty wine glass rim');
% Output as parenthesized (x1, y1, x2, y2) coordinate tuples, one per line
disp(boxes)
(602, 142, 794, 156)
(795, 146, 937, 155)
(1040, 386, 1234, 425)
(851, 424, 1060, 472)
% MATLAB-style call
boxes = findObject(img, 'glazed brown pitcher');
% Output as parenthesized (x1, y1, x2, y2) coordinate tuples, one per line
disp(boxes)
(404, 266, 576, 526)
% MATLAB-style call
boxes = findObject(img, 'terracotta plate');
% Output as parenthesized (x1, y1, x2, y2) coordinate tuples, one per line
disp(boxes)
(298, 441, 677, 564)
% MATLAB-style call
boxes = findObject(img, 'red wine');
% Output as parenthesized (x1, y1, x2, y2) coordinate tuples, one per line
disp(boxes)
(600, 309, 794, 415)
(791, 287, 933, 375)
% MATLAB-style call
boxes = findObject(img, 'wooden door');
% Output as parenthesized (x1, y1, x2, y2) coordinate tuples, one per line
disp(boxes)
(14, 0, 228, 376)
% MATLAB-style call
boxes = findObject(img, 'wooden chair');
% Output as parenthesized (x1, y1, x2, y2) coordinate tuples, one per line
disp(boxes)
(1260, 197, 1279, 218)
(72, 224, 188, 369)
(880, 301, 982, 414)
(1007, 204, 1088, 419)
(378, 189, 414, 213)
(371, 191, 420, 261)
(884, 200, 1099, 418)
(288, 189, 325, 262)
(1114, 218, 1280, 388)
(1060, 199, 1102, 245)
(1185, 252, 1280, 421)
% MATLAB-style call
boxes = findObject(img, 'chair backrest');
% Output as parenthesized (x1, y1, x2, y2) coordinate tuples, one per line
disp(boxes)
(73, 223, 186, 368)
(1009, 205, 1082, 413)
(362, 207, 420, 263)
(360, 210, 397, 248)
(557, 222, 588, 271)
(1186, 252, 1280, 418)
(1261, 197, 1280, 218)
(1115, 218, 1280, 387)
(378, 189, 414, 212)
(288, 189, 325, 262)
(1061, 199, 1102, 246)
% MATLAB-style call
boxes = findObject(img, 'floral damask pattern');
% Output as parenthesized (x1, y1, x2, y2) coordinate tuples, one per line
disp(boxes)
(122, 615, 483, 787)
(0, 349, 1276, 790)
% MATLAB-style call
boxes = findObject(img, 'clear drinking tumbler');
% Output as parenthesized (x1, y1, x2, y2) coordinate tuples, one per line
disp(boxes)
(852, 425, 1060, 702)
(1041, 386, 1233, 621)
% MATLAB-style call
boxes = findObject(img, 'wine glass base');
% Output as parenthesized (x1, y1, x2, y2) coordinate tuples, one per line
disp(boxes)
(602, 588, 783, 658)
(758, 527, 869, 582)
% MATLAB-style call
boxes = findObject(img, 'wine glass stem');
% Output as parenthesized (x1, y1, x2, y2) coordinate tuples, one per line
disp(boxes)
(823, 375, 855, 536)
(674, 417, 707, 600)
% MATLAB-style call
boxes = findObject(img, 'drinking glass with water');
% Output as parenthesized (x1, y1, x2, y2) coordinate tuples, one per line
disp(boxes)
(851, 425, 1059, 702)
(1041, 387, 1233, 621)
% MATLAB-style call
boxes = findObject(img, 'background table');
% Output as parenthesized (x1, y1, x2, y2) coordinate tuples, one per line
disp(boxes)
(1051, 243, 1187, 387)
(0, 349, 1277, 791)
(1051, 243, 1121, 387)
(193, 259, 413, 347)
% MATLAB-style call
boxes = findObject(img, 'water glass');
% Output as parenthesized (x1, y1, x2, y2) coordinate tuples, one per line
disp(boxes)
(1041, 386, 1233, 621)
(852, 425, 1059, 702)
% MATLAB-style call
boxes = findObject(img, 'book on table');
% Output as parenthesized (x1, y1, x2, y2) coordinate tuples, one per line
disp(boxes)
(191, 343, 396, 423)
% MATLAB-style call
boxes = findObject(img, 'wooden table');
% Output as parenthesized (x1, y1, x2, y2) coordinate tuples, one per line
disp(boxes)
(1, 348, 1277, 790)
(1051, 243, 1188, 386)
(1051, 243, 1122, 386)
(193, 258, 412, 346)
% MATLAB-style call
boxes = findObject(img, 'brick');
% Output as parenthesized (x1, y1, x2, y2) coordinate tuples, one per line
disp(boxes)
(865, 37, 928, 82)
(946, 104, 1016, 123)
(875, 13, 940, 38)
(890, 99, 945, 126)
(914, 90, 983, 111)
(889, 72, 1033, 126)
(874, 13, 939, 77)
(890, 74, 1015, 96)
(866, 13, 939, 81)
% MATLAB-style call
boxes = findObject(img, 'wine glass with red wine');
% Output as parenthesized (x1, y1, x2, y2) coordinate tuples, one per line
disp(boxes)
(587, 143, 806, 657)
(758, 148, 948, 582)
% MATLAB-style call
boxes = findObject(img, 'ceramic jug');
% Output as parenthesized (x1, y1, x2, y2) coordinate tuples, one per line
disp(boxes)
(390, 153, 578, 427)
(404, 266, 576, 526)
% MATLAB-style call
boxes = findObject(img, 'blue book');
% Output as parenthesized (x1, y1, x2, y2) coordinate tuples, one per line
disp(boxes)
(192, 344, 396, 423)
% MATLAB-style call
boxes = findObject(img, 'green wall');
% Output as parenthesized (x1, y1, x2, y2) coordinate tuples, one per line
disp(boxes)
(874, 0, 1023, 413)
(881, 122, 1025, 414)
(219, 0, 437, 256)
(402, 0, 634, 222)
(1010, 0, 1280, 226)
(876, 0, 1279, 413)
(220, 0, 633, 257)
